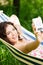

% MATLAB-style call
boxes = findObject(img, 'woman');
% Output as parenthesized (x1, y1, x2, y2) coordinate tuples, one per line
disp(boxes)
(0, 22, 43, 53)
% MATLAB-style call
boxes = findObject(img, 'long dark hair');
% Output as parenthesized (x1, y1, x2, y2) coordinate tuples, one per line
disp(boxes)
(0, 22, 22, 44)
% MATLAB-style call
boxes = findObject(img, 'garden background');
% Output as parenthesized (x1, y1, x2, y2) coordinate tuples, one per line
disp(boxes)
(0, 0, 43, 65)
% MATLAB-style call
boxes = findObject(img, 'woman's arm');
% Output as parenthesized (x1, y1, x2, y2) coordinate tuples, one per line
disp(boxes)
(14, 39, 40, 53)
(14, 23, 43, 53)
(25, 23, 43, 53)
(9, 15, 20, 25)
(25, 39, 40, 53)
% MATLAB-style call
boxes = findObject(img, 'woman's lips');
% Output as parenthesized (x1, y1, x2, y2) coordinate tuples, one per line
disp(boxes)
(12, 36, 17, 39)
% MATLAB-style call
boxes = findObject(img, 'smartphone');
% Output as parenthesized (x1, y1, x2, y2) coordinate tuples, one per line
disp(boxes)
(32, 16, 43, 32)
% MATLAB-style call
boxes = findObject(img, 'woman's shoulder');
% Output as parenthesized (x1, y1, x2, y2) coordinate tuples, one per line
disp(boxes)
(21, 38, 34, 44)
(19, 38, 29, 44)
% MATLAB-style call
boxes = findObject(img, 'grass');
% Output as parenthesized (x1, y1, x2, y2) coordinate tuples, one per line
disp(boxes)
(0, 43, 27, 65)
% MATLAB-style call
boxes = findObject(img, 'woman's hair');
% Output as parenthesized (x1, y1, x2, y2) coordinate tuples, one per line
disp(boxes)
(0, 22, 22, 44)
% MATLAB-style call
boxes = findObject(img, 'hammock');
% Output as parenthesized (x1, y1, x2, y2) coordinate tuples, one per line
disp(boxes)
(0, 11, 43, 65)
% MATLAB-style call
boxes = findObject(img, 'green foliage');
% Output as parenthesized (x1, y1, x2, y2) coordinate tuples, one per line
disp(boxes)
(0, 43, 26, 65)
(0, 5, 12, 16)
(19, 0, 43, 31)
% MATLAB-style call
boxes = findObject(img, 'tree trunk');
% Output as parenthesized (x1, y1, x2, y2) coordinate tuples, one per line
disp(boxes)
(13, 0, 20, 17)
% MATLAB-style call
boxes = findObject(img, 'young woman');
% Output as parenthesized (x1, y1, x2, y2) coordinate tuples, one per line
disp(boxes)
(0, 22, 43, 53)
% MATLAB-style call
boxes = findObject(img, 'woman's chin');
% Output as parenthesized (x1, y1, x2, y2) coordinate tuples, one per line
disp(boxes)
(11, 41, 17, 45)
(12, 39, 18, 43)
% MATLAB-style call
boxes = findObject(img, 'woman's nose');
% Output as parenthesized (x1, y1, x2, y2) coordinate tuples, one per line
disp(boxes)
(12, 31, 15, 35)
(12, 30, 16, 35)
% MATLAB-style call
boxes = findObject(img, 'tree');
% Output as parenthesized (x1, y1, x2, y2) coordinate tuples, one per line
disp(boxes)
(13, 0, 20, 17)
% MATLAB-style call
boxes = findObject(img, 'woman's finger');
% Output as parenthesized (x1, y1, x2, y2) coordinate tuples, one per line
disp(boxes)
(32, 23, 37, 34)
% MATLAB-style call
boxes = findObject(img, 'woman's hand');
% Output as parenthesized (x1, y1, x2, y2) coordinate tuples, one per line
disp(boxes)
(32, 23, 43, 42)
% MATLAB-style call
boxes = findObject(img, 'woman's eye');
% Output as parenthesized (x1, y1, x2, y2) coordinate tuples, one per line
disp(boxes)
(7, 32, 11, 35)
(13, 28, 15, 31)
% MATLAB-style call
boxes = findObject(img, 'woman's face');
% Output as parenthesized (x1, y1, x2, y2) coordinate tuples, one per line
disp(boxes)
(6, 24, 18, 44)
